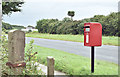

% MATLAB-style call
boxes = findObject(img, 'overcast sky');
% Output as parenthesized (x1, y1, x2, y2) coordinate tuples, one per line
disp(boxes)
(3, 0, 119, 27)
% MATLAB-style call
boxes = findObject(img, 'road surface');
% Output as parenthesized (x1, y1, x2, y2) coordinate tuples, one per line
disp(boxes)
(26, 37, 118, 64)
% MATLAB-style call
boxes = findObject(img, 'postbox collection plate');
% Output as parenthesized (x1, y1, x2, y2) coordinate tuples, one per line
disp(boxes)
(86, 28, 90, 32)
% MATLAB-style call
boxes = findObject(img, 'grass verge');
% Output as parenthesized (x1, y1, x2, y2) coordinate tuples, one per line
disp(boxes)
(25, 44, 118, 75)
(26, 33, 119, 46)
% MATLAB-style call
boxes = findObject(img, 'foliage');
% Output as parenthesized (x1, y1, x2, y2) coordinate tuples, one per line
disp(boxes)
(28, 25, 34, 28)
(90, 13, 118, 36)
(28, 30, 32, 33)
(36, 12, 118, 36)
(0, 32, 11, 76)
(36, 19, 59, 34)
(68, 11, 75, 17)
(31, 31, 38, 33)
(2, 22, 25, 30)
(68, 11, 75, 20)
(62, 17, 72, 22)
(0, 33, 43, 75)
(23, 39, 44, 75)
(2, 2, 24, 15)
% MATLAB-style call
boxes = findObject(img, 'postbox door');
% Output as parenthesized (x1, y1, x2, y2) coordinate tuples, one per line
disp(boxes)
(90, 23, 102, 46)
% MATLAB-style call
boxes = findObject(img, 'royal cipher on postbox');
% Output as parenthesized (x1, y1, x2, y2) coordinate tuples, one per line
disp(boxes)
(84, 22, 102, 46)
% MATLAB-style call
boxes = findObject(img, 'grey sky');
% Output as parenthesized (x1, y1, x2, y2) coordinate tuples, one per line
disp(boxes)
(3, 0, 118, 27)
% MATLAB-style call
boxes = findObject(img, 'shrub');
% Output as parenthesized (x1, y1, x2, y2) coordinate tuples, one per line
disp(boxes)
(31, 31, 38, 33)
(28, 30, 32, 33)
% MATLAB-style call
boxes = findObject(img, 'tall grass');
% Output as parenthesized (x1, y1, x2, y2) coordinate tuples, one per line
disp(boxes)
(25, 45, 118, 75)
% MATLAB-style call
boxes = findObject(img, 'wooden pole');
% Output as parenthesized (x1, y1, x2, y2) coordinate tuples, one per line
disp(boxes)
(47, 56, 54, 77)
(8, 30, 25, 75)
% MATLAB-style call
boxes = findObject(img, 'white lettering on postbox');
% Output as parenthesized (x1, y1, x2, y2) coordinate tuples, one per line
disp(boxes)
(86, 34, 89, 43)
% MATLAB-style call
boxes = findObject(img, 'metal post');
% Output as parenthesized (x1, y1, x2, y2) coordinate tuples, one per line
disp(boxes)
(91, 46, 94, 73)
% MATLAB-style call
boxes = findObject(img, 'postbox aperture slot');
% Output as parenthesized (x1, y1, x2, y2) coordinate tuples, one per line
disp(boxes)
(84, 26, 90, 32)
(84, 26, 90, 28)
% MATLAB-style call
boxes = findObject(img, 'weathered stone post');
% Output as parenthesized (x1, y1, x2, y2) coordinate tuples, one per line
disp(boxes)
(47, 56, 54, 77)
(7, 30, 25, 75)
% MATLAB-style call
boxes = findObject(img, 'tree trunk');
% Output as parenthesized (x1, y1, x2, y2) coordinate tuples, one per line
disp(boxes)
(0, 0, 2, 40)
(71, 16, 73, 21)
(0, 0, 2, 76)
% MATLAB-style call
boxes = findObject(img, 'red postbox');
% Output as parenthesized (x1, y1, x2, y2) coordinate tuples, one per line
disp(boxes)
(84, 22, 102, 73)
(84, 22, 102, 46)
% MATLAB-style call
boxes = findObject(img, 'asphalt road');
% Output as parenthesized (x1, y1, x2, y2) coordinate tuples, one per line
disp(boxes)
(25, 37, 119, 64)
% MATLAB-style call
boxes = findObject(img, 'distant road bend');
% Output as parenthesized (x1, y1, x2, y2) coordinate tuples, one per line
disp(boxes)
(25, 37, 118, 64)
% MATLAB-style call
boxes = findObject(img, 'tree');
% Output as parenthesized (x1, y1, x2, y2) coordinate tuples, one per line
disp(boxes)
(2, 2, 24, 15)
(67, 11, 75, 21)
(62, 17, 71, 22)
(0, 2, 24, 40)
(35, 12, 118, 36)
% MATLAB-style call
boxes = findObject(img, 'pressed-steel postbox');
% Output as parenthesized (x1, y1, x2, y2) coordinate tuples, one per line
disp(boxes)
(84, 22, 102, 46)
(84, 22, 102, 73)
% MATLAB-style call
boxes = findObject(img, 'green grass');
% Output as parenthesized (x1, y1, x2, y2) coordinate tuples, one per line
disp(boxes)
(26, 33, 119, 46)
(25, 45, 118, 75)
